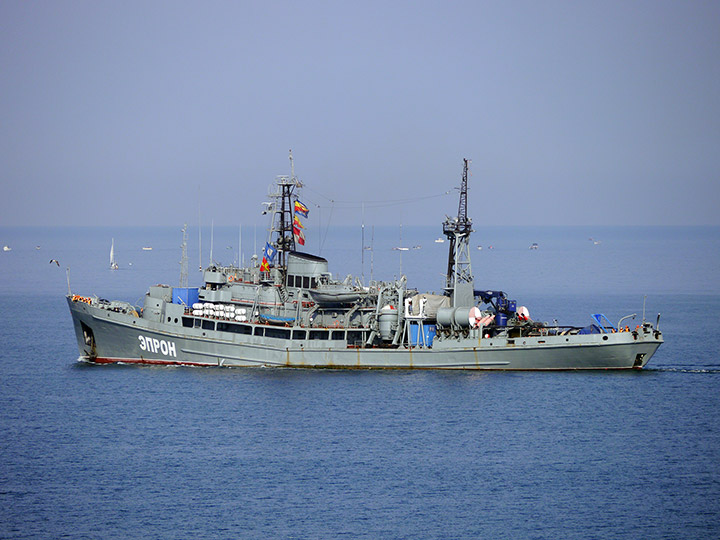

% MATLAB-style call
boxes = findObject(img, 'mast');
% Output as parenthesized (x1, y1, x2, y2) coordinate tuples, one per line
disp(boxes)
(198, 186, 202, 271)
(179, 224, 188, 288)
(370, 225, 375, 283)
(209, 219, 214, 266)
(272, 150, 302, 268)
(361, 201, 365, 284)
(443, 158, 474, 306)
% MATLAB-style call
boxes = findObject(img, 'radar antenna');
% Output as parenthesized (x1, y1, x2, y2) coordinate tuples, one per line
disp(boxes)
(443, 159, 474, 306)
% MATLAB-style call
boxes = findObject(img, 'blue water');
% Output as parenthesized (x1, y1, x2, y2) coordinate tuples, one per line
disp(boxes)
(1, 225, 719, 539)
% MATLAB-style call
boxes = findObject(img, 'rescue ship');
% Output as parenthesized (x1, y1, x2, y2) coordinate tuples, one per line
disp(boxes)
(67, 156, 663, 369)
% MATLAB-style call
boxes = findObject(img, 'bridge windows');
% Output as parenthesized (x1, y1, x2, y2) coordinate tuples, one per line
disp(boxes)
(286, 274, 319, 289)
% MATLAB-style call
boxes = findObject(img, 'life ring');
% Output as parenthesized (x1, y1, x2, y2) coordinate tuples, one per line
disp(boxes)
(228, 275, 234, 283)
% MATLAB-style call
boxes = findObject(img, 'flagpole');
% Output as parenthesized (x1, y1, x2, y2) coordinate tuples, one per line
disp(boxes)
(209, 219, 214, 266)
(198, 185, 202, 272)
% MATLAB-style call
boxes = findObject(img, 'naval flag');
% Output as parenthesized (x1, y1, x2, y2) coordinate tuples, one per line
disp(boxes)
(293, 226, 306, 246)
(294, 200, 309, 218)
(260, 242, 277, 272)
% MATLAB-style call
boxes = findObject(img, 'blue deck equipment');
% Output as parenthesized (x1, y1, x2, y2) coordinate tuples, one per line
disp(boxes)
(591, 313, 617, 333)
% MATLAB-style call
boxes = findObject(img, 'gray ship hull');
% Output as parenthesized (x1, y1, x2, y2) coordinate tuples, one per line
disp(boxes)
(68, 297, 662, 370)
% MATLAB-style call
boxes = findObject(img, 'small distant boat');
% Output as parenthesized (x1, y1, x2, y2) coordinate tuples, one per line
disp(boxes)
(413, 245, 422, 250)
(393, 247, 409, 251)
(142, 247, 153, 251)
(110, 239, 119, 270)
(477, 245, 482, 250)
(2, 245, 11, 252)
(434, 238, 445, 243)
(529, 243, 539, 250)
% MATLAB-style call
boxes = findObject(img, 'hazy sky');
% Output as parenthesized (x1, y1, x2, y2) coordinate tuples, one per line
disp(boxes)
(1, 0, 718, 227)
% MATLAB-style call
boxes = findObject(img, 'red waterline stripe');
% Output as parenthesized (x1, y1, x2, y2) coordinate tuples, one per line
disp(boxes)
(90, 357, 212, 368)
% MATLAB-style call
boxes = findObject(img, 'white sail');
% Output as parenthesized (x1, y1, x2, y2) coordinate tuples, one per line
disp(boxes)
(110, 238, 118, 270)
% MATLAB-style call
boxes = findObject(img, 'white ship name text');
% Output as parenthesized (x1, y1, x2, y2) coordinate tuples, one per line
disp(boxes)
(138, 335, 177, 357)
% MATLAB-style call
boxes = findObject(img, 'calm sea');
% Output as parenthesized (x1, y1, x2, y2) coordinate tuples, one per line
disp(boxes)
(1, 225, 719, 539)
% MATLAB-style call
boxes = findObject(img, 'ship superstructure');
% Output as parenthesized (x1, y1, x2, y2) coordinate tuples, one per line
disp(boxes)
(67, 156, 663, 369)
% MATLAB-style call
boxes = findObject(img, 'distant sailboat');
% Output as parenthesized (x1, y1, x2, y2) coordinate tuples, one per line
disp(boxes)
(393, 224, 409, 251)
(110, 239, 119, 270)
